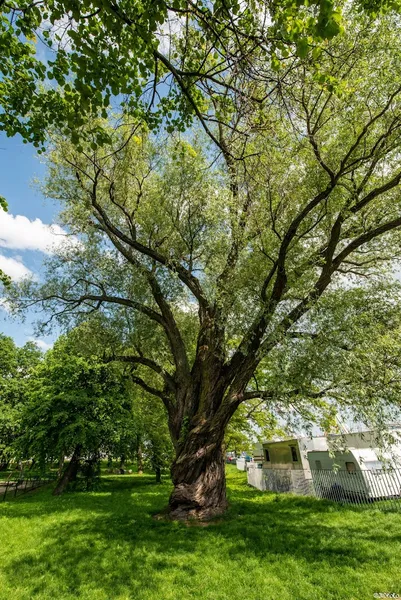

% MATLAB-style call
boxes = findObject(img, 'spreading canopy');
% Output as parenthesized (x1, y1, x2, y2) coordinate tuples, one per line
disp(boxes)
(12, 12, 401, 433)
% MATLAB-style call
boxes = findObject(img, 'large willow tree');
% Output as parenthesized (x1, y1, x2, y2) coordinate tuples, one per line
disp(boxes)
(12, 14, 401, 518)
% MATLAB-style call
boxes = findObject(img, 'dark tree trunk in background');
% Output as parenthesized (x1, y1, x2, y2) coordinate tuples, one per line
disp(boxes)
(137, 440, 143, 475)
(0, 460, 9, 471)
(119, 455, 125, 470)
(155, 466, 161, 483)
(57, 451, 65, 477)
(53, 445, 81, 496)
(168, 423, 227, 520)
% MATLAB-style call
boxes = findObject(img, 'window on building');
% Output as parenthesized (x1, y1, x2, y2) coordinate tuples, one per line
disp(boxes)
(264, 448, 270, 462)
(290, 446, 298, 462)
(315, 460, 322, 470)
(346, 461, 356, 474)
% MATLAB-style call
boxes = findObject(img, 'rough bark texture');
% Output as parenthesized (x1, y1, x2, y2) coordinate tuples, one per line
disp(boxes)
(53, 446, 81, 496)
(168, 425, 227, 520)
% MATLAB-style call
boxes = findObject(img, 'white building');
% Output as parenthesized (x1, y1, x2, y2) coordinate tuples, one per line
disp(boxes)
(247, 435, 328, 493)
(308, 428, 401, 500)
(247, 428, 401, 499)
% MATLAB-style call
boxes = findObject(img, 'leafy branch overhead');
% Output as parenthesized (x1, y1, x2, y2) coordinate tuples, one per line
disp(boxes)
(0, 0, 398, 149)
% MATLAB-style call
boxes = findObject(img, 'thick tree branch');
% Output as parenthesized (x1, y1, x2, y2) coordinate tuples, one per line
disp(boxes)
(130, 374, 167, 401)
(111, 354, 176, 392)
(75, 172, 192, 381)
(242, 387, 331, 401)
(99, 226, 192, 381)
(351, 169, 401, 215)
(89, 183, 208, 311)
(67, 292, 165, 325)
(333, 216, 401, 268)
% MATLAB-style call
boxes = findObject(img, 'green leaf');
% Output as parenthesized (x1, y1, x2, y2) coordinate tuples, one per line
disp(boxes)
(296, 38, 309, 58)
(0, 195, 8, 211)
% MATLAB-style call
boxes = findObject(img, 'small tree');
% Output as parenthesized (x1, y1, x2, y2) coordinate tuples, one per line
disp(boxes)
(0, 335, 42, 470)
(17, 334, 136, 494)
(134, 392, 174, 483)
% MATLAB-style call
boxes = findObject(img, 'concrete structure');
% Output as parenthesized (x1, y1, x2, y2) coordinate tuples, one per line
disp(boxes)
(236, 452, 253, 472)
(247, 435, 328, 493)
(236, 457, 247, 471)
(252, 442, 264, 462)
(260, 436, 328, 471)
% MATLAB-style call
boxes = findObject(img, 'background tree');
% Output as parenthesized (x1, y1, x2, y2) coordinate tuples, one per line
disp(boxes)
(0, 334, 42, 470)
(135, 392, 174, 483)
(17, 332, 137, 495)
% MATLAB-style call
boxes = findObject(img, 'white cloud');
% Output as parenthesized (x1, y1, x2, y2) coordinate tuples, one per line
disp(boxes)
(28, 338, 53, 351)
(156, 11, 184, 55)
(0, 255, 33, 281)
(0, 212, 71, 254)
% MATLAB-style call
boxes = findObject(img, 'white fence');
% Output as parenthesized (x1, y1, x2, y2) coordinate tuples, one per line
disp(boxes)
(247, 463, 401, 510)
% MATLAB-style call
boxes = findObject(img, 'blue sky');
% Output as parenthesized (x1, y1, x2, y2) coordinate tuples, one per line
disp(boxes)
(0, 132, 61, 350)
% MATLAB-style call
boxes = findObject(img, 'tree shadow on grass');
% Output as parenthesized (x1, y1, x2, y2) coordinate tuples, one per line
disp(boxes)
(0, 474, 169, 519)
(1, 472, 401, 599)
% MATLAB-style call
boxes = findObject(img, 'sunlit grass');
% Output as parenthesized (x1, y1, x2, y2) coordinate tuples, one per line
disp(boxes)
(0, 466, 400, 600)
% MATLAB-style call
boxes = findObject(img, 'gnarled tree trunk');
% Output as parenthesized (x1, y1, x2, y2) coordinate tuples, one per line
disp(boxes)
(168, 423, 227, 520)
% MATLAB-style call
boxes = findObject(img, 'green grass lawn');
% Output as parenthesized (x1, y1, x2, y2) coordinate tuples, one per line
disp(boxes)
(0, 466, 400, 600)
